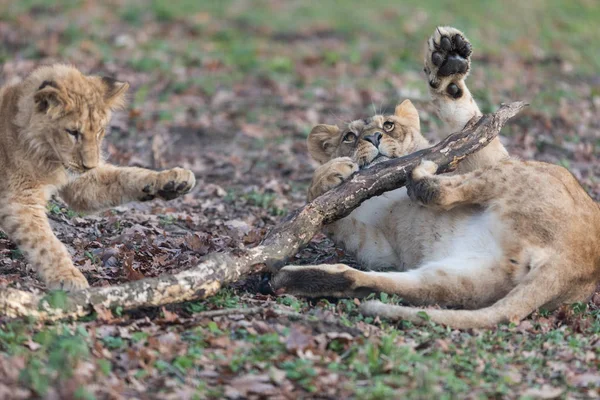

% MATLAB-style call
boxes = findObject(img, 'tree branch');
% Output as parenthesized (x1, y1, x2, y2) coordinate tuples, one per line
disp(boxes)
(0, 102, 527, 321)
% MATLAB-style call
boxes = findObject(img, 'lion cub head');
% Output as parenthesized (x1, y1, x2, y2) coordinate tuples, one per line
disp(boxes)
(307, 100, 428, 167)
(15, 64, 129, 173)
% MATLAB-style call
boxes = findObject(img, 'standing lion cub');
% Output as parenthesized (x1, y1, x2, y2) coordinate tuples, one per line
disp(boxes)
(0, 64, 195, 291)
(272, 27, 600, 328)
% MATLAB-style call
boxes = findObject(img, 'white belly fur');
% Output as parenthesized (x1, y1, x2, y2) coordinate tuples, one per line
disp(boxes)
(332, 188, 505, 273)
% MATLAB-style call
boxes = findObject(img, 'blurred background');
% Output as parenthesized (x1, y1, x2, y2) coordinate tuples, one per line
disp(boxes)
(1, 0, 598, 173)
(0, 0, 598, 284)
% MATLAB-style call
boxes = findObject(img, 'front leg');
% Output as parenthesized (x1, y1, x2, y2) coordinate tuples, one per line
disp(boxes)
(307, 157, 358, 202)
(424, 26, 508, 171)
(59, 165, 196, 213)
(407, 160, 499, 211)
(0, 202, 88, 290)
(272, 259, 508, 309)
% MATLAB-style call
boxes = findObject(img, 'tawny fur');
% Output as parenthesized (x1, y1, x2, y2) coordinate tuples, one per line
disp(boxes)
(0, 65, 196, 291)
(272, 27, 600, 329)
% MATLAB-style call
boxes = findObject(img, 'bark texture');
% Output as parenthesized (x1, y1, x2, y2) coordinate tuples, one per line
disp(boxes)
(0, 101, 527, 321)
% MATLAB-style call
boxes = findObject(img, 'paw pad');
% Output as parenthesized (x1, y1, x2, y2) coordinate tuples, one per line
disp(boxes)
(139, 169, 196, 202)
(157, 179, 193, 200)
(426, 27, 472, 93)
(432, 51, 444, 66)
(447, 83, 462, 99)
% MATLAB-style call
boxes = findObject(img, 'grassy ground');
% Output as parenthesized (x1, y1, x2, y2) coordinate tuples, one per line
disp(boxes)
(0, 0, 599, 398)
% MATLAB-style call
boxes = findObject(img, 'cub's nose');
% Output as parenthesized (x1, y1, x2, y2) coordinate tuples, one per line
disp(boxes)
(363, 132, 383, 147)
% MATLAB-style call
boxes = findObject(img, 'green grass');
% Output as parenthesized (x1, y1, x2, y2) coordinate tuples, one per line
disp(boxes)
(0, 322, 93, 396)
(47, 201, 80, 219)
(117, 0, 596, 119)
(1, 294, 598, 397)
(241, 190, 286, 216)
(121, 0, 600, 74)
(5, 0, 595, 120)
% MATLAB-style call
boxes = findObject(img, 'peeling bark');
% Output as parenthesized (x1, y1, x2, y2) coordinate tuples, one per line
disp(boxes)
(0, 102, 527, 321)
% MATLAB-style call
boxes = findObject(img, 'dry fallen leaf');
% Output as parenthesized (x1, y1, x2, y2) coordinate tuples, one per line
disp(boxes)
(122, 251, 145, 281)
(521, 385, 564, 399)
(160, 307, 179, 323)
(224, 374, 277, 399)
(93, 305, 116, 323)
(569, 373, 600, 387)
(285, 325, 313, 353)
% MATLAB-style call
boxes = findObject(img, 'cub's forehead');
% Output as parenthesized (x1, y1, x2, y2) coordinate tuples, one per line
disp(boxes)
(54, 73, 107, 107)
(346, 115, 384, 132)
(64, 91, 111, 131)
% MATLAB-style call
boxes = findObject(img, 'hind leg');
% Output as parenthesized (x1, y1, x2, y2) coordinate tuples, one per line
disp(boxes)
(272, 257, 509, 309)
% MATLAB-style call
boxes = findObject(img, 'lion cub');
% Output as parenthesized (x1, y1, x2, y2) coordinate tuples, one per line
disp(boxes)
(272, 27, 600, 328)
(0, 65, 195, 291)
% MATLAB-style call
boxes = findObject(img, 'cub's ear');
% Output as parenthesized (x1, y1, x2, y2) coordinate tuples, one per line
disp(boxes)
(307, 124, 341, 164)
(101, 76, 129, 110)
(394, 99, 420, 132)
(34, 81, 67, 118)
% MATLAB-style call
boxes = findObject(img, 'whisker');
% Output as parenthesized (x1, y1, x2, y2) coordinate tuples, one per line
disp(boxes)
(327, 109, 349, 125)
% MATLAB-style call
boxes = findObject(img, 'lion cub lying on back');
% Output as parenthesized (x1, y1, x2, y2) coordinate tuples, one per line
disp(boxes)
(272, 27, 600, 329)
(0, 65, 195, 291)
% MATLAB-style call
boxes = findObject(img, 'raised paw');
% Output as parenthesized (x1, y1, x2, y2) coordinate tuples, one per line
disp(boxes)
(424, 26, 472, 97)
(44, 267, 89, 292)
(142, 168, 196, 201)
(308, 157, 359, 201)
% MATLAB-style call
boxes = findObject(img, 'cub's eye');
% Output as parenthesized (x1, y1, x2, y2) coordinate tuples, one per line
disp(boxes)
(65, 129, 80, 138)
(383, 121, 395, 132)
(343, 132, 357, 143)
